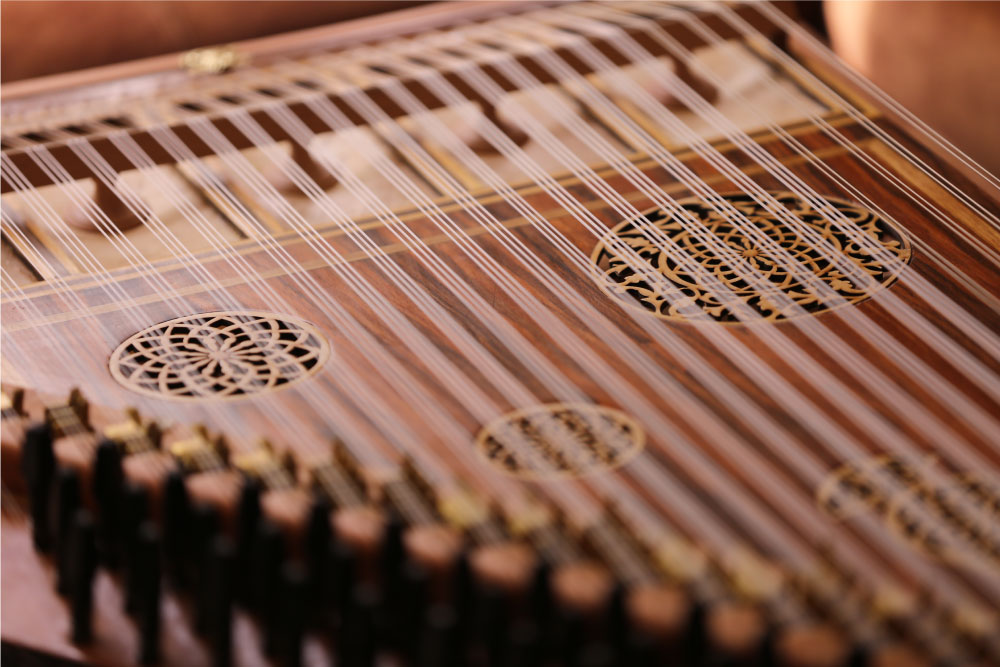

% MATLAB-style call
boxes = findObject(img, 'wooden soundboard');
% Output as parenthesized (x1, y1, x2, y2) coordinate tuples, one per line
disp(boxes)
(2, 2, 999, 666)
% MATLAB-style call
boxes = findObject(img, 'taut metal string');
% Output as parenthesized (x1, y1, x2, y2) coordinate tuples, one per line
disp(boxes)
(270, 48, 1000, 611)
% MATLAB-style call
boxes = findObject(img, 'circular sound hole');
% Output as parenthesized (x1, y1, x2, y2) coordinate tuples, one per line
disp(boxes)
(110, 311, 329, 400)
(475, 403, 644, 479)
(591, 192, 912, 323)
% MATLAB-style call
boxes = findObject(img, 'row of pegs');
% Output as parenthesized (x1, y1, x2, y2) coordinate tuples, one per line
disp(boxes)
(1, 386, 990, 666)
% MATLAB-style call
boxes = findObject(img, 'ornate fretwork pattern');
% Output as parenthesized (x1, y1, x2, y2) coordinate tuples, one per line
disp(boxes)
(591, 192, 912, 323)
(475, 403, 644, 479)
(110, 311, 328, 399)
(817, 455, 1000, 574)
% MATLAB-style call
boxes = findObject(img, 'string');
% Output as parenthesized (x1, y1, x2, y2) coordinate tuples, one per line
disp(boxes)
(412, 15, 1000, 560)
(294, 26, 1000, 604)
(584, 4, 1000, 393)
(3, 1, 996, 648)
(505, 7, 1000, 520)
(133, 115, 604, 524)
(482, 11, 1000, 448)
(20, 145, 350, 458)
(152, 51, 872, 596)
(751, 2, 1000, 200)
(270, 49, 1000, 616)
(537, 6, 1000, 498)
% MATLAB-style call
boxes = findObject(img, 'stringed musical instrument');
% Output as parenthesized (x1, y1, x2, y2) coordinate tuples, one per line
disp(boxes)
(2, 2, 999, 666)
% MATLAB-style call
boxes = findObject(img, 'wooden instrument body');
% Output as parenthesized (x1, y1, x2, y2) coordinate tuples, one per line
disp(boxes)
(2, 2, 999, 665)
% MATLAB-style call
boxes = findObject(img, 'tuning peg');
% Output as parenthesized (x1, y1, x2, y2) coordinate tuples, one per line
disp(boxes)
(207, 535, 236, 667)
(504, 621, 542, 667)
(277, 562, 308, 667)
(161, 470, 190, 581)
(417, 604, 460, 667)
(473, 584, 509, 666)
(704, 601, 768, 666)
(773, 623, 850, 667)
(304, 495, 332, 616)
(604, 581, 628, 653)
(53, 466, 82, 595)
(192, 503, 222, 635)
(92, 438, 123, 565)
(330, 539, 358, 621)
(23, 421, 55, 552)
(1, 387, 25, 417)
(254, 521, 286, 655)
(234, 477, 262, 600)
(69, 509, 98, 645)
(395, 559, 429, 658)
(121, 483, 151, 615)
(380, 512, 406, 594)
(135, 521, 162, 665)
(336, 584, 380, 667)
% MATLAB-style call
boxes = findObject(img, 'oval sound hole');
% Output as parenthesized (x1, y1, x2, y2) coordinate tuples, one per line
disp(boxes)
(110, 311, 329, 400)
(591, 192, 912, 323)
(476, 403, 644, 479)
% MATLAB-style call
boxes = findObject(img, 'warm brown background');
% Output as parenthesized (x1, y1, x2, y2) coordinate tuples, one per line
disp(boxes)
(825, 1, 1000, 176)
(0, 1, 421, 82)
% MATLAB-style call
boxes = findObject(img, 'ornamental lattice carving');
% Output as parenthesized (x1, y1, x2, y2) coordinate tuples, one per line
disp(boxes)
(591, 192, 912, 323)
(817, 455, 1000, 573)
(110, 311, 328, 399)
(475, 403, 644, 479)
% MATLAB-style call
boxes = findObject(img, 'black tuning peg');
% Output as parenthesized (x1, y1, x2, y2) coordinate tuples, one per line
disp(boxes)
(255, 521, 286, 655)
(92, 439, 122, 566)
(504, 621, 541, 667)
(604, 581, 627, 653)
(161, 470, 190, 582)
(304, 495, 331, 617)
(135, 521, 162, 665)
(474, 585, 509, 666)
(379, 513, 405, 595)
(417, 604, 460, 667)
(392, 559, 429, 658)
(555, 608, 584, 667)
(191, 503, 221, 635)
(23, 421, 55, 552)
(234, 477, 261, 600)
(277, 562, 308, 667)
(330, 538, 358, 623)
(528, 560, 553, 636)
(207, 535, 236, 667)
(336, 584, 380, 667)
(121, 483, 150, 616)
(52, 466, 82, 595)
(69, 509, 98, 645)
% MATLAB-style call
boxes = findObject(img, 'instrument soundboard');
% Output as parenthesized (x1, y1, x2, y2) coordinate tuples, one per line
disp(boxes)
(2, 2, 999, 666)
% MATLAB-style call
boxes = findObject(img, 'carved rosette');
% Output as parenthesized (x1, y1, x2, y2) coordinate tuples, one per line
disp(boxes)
(110, 311, 328, 399)
(475, 403, 644, 479)
(591, 192, 912, 323)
